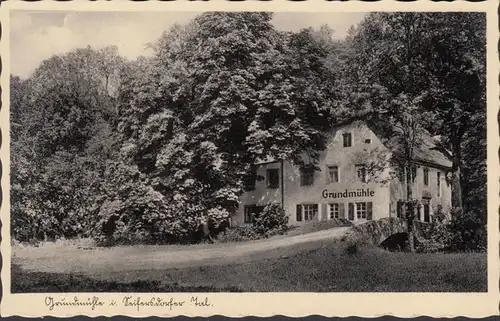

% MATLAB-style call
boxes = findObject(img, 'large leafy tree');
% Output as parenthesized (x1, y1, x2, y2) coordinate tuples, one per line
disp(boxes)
(11, 47, 125, 241)
(105, 12, 339, 242)
(340, 12, 486, 214)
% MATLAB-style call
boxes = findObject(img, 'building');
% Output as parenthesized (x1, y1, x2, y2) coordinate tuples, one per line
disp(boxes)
(232, 120, 453, 226)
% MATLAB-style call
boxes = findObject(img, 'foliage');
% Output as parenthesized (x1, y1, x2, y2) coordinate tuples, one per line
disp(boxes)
(340, 13, 486, 211)
(11, 47, 125, 242)
(10, 12, 486, 247)
(447, 208, 487, 252)
(416, 207, 486, 253)
(415, 206, 451, 253)
(103, 12, 337, 242)
(251, 204, 289, 235)
(217, 226, 261, 243)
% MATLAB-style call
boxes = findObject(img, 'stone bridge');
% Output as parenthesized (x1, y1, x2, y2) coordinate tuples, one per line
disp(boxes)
(340, 217, 432, 248)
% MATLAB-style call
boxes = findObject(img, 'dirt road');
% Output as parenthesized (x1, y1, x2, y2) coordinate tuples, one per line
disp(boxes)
(13, 227, 349, 276)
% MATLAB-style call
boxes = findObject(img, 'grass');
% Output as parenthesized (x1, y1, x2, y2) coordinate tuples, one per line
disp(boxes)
(12, 240, 487, 293)
(11, 264, 243, 293)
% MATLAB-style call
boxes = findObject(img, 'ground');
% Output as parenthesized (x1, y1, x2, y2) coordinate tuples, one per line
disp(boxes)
(11, 226, 487, 293)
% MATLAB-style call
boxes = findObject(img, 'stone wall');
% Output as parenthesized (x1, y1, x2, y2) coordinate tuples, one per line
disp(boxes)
(341, 217, 407, 246)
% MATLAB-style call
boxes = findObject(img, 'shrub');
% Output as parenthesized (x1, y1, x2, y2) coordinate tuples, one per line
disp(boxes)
(415, 207, 486, 253)
(448, 208, 487, 252)
(217, 226, 260, 243)
(415, 207, 451, 253)
(252, 204, 289, 235)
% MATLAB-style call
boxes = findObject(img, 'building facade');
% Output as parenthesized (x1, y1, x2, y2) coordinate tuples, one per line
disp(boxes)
(232, 120, 453, 226)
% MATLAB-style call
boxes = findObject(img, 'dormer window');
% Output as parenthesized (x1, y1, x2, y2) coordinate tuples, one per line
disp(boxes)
(343, 133, 352, 147)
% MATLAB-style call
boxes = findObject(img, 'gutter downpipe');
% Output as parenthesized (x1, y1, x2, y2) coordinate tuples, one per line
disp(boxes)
(281, 159, 285, 209)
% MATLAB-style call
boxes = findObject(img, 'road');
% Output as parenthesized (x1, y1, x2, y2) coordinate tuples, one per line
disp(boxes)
(13, 227, 350, 277)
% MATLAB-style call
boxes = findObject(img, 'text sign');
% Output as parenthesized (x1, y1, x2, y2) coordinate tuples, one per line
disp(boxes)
(322, 188, 375, 199)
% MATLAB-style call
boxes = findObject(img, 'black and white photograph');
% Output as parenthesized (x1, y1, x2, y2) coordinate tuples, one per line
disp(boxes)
(2, 0, 497, 317)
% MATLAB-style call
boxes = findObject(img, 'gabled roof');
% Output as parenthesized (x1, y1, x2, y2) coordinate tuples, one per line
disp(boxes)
(358, 119, 453, 169)
(254, 118, 453, 169)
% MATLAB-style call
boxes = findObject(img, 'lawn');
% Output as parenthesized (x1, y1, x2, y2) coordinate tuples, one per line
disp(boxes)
(12, 240, 487, 293)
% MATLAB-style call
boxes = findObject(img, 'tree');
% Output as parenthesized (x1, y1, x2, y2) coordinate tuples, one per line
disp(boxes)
(107, 12, 339, 242)
(340, 12, 486, 216)
(11, 47, 126, 241)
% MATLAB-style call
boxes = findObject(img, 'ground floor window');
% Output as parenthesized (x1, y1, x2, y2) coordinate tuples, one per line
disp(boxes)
(244, 205, 265, 223)
(296, 204, 318, 222)
(328, 203, 344, 219)
(356, 202, 367, 219)
(348, 202, 373, 221)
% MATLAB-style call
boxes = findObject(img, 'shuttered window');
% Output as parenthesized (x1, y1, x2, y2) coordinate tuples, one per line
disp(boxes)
(356, 202, 367, 219)
(303, 204, 318, 221)
(329, 203, 339, 219)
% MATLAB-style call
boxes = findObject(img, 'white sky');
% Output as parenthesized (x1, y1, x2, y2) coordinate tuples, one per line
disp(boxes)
(10, 11, 366, 79)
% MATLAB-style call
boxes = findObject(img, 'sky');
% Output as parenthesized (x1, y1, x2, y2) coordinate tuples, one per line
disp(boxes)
(10, 11, 366, 79)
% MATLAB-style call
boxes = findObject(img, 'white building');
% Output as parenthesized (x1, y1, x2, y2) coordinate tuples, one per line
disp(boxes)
(232, 120, 453, 226)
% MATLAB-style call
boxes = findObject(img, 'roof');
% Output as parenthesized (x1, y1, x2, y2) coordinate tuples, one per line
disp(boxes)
(254, 118, 453, 169)
(360, 119, 453, 169)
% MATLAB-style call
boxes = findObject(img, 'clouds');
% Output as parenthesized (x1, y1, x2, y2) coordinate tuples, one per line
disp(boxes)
(10, 11, 366, 79)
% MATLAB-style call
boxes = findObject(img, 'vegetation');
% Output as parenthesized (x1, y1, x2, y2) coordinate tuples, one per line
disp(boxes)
(11, 12, 486, 248)
(217, 204, 289, 242)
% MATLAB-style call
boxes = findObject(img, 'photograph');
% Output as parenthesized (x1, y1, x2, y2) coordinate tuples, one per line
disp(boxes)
(2, 2, 495, 316)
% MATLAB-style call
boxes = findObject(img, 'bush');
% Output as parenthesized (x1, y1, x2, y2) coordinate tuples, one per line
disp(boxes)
(448, 208, 487, 252)
(252, 204, 289, 235)
(415, 207, 486, 253)
(217, 226, 260, 243)
(415, 207, 451, 253)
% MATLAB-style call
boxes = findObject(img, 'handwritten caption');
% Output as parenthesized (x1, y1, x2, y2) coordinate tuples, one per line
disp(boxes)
(45, 295, 212, 312)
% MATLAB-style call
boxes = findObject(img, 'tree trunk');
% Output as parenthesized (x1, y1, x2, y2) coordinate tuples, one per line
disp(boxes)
(404, 164, 415, 252)
(450, 140, 463, 209)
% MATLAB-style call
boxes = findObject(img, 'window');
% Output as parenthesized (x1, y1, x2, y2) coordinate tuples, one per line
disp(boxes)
(243, 175, 256, 191)
(423, 167, 429, 186)
(411, 165, 417, 182)
(297, 204, 318, 222)
(437, 172, 441, 197)
(356, 202, 367, 219)
(327, 165, 339, 184)
(343, 132, 352, 147)
(329, 203, 340, 219)
(303, 204, 318, 220)
(244, 205, 264, 223)
(423, 203, 430, 223)
(266, 168, 279, 189)
(300, 166, 314, 186)
(356, 164, 367, 183)
(365, 138, 371, 144)
(349, 202, 373, 220)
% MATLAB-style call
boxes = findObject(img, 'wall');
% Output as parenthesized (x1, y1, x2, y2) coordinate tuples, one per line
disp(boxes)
(234, 121, 394, 226)
(389, 164, 453, 220)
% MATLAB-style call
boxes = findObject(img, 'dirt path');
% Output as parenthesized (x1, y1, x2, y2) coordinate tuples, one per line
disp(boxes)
(13, 227, 349, 276)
